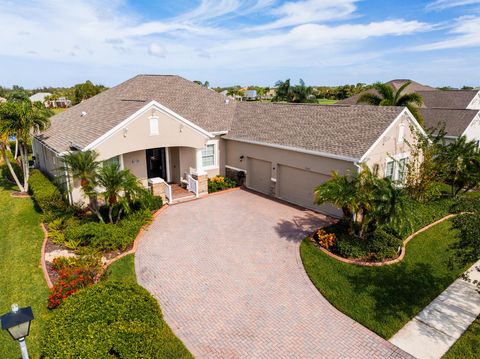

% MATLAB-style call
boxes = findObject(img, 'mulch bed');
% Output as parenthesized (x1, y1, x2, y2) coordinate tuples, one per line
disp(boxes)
(10, 191, 31, 198)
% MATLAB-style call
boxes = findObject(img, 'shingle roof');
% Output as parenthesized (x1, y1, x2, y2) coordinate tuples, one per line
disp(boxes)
(37, 75, 237, 152)
(338, 79, 436, 105)
(416, 90, 478, 109)
(227, 102, 405, 159)
(37, 75, 407, 160)
(420, 108, 479, 137)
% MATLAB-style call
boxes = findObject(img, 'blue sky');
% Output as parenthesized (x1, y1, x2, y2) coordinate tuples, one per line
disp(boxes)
(0, 0, 479, 88)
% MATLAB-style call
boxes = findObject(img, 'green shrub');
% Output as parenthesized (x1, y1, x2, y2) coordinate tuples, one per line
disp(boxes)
(28, 169, 67, 219)
(64, 209, 150, 252)
(450, 196, 480, 214)
(42, 281, 191, 358)
(451, 213, 480, 264)
(132, 189, 163, 212)
(1, 159, 23, 183)
(367, 229, 402, 261)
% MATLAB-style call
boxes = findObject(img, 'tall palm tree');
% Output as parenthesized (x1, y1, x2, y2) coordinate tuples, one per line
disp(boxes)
(357, 81, 423, 124)
(96, 163, 144, 223)
(0, 103, 24, 190)
(0, 101, 51, 192)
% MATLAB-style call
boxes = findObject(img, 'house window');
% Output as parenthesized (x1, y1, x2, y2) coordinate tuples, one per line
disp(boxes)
(201, 144, 216, 168)
(103, 155, 120, 168)
(385, 161, 394, 179)
(397, 158, 407, 182)
(149, 116, 159, 135)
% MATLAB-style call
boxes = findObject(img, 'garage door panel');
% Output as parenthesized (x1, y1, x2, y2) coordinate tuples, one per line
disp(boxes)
(278, 165, 340, 216)
(247, 158, 271, 195)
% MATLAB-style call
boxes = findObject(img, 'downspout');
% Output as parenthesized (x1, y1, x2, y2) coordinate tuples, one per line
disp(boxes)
(59, 154, 73, 205)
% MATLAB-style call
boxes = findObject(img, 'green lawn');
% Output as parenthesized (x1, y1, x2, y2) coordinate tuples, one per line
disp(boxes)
(317, 99, 338, 105)
(301, 220, 472, 338)
(104, 254, 137, 284)
(444, 316, 480, 358)
(0, 181, 50, 358)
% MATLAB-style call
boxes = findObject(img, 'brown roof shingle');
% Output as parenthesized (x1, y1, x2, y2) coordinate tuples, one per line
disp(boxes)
(420, 108, 479, 137)
(37, 75, 237, 152)
(227, 102, 405, 159)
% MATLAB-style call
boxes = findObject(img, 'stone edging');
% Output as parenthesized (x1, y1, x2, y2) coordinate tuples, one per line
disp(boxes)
(316, 214, 458, 267)
(40, 223, 54, 288)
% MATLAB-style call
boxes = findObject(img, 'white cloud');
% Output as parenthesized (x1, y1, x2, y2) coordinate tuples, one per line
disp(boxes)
(148, 43, 167, 57)
(415, 16, 480, 50)
(427, 0, 480, 11)
(255, 0, 359, 30)
(226, 20, 430, 50)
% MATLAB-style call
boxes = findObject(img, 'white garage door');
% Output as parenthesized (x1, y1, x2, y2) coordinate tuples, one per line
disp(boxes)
(247, 157, 272, 195)
(278, 165, 338, 215)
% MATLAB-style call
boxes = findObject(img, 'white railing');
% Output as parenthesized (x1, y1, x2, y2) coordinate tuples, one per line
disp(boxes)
(164, 182, 173, 204)
(186, 174, 199, 198)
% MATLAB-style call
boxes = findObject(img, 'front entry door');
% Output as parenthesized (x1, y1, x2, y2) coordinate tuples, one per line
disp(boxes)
(146, 148, 167, 179)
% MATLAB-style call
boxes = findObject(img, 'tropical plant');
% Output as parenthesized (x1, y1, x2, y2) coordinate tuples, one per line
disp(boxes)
(273, 78, 314, 103)
(357, 81, 424, 124)
(96, 163, 145, 223)
(62, 150, 102, 220)
(0, 101, 51, 192)
(315, 165, 410, 239)
(437, 136, 480, 196)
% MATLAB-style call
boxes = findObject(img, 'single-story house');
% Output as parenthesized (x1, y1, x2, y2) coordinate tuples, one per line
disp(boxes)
(30, 92, 52, 104)
(339, 79, 480, 143)
(33, 75, 425, 216)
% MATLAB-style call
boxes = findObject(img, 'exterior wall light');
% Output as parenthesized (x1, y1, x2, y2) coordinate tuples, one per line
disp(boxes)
(1, 304, 34, 359)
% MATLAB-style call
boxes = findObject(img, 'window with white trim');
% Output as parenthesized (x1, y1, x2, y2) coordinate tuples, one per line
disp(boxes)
(149, 116, 159, 135)
(103, 155, 120, 168)
(201, 144, 215, 168)
(385, 161, 394, 180)
(397, 158, 407, 182)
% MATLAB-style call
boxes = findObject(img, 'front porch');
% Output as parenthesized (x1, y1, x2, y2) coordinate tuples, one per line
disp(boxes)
(118, 145, 216, 204)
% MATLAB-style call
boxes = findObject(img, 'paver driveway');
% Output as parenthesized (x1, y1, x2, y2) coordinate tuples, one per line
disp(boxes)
(136, 190, 411, 358)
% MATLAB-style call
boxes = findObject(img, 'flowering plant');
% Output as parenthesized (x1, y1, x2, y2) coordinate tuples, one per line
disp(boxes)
(311, 229, 336, 249)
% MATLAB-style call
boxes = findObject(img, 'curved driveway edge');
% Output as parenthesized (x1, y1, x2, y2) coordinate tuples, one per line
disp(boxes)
(136, 190, 412, 358)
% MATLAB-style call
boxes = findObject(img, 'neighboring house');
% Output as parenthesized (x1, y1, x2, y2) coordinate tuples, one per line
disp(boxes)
(29, 92, 52, 104)
(244, 90, 257, 101)
(339, 79, 480, 143)
(45, 96, 72, 108)
(33, 75, 424, 216)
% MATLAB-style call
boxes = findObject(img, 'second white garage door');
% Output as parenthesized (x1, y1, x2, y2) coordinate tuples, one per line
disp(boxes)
(277, 164, 338, 215)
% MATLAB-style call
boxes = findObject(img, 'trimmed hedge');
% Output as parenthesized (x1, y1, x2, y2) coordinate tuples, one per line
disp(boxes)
(28, 169, 67, 218)
(42, 281, 192, 358)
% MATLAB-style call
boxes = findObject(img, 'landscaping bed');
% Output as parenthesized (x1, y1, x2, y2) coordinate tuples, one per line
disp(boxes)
(208, 175, 238, 193)
(301, 219, 473, 338)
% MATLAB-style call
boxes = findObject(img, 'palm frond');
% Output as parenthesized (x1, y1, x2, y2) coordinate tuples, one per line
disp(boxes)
(357, 93, 382, 105)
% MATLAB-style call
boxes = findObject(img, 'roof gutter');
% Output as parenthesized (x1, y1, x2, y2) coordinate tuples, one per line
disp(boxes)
(223, 136, 361, 163)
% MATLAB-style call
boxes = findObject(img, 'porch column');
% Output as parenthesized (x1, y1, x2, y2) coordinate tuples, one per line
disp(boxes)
(194, 148, 208, 195)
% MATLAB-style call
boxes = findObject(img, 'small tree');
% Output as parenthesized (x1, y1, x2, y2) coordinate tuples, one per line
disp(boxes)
(0, 101, 51, 192)
(96, 163, 145, 223)
(315, 165, 409, 239)
(437, 136, 480, 196)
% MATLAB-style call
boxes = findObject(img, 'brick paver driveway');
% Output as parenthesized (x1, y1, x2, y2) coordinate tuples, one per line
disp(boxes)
(136, 190, 411, 358)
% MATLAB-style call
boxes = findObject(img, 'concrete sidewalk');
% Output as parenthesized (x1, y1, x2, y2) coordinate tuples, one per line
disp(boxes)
(390, 260, 480, 359)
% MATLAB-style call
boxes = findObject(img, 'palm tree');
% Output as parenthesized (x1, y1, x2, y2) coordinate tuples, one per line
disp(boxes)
(357, 81, 423, 124)
(0, 103, 24, 190)
(62, 150, 102, 221)
(96, 163, 144, 223)
(0, 101, 51, 192)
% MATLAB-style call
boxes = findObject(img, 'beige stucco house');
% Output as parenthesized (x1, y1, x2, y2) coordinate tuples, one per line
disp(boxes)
(33, 75, 425, 217)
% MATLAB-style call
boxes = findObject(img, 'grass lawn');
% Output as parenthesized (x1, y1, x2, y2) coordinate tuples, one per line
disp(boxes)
(317, 99, 338, 105)
(103, 254, 193, 358)
(50, 108, 66, 115)
(301, 220, 472, 339)
(444, 316, 480, 359)
(0, 181, 50, 358)
(104, 254, 137, 284)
